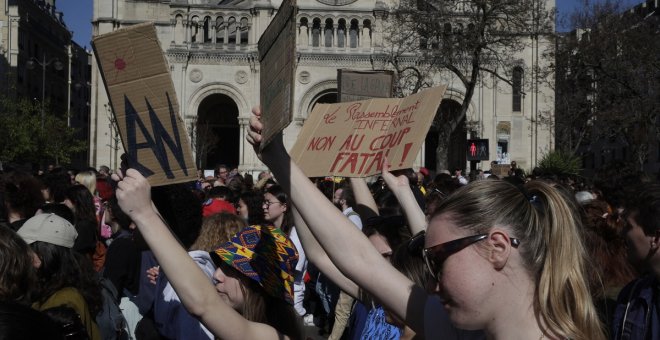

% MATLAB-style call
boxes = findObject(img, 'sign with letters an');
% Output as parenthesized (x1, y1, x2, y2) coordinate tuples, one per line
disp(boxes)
(92, 23, 196, 186)
(290, 86, 447, 178)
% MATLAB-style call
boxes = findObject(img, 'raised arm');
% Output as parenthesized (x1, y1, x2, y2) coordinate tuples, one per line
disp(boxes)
(381, 161, 427, 235)
(247, 108, 428, 335)
(291, 206, 360, 299)
(113, 170, 288, 340)
(348, 177, 378, 216)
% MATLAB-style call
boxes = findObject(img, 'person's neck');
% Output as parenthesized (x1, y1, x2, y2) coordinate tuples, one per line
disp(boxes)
(485, 275, 545, 340)
(649, 256, 660, 280)
(7, 210, 22, 223)
(273, 216, 284, 229)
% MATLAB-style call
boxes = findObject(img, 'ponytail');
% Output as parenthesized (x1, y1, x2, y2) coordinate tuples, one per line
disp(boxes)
(433, 179, 606, 339)
(526, 181, 606, 340)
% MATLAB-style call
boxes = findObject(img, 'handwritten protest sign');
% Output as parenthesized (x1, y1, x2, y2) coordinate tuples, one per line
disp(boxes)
(290, 86, 447, 177)
(92, 23, 197, 186)
(338, 69, 395, 102)
(258, 0, 297, 150)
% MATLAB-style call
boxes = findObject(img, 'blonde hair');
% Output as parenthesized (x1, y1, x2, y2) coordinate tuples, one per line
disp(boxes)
(433, 179, 605, 340)
(74, 171, 97, 196)
(190, 213, 246, 252)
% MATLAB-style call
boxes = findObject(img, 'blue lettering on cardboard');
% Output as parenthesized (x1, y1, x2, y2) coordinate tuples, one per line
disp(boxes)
(124, 92, 189, 179)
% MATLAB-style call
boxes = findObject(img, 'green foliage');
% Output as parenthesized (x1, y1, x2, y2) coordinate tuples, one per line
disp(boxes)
(537, 150, 581, 177)
(0, 96, 86, 165)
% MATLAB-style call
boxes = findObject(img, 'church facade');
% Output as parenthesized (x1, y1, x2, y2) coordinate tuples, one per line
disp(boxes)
(89, 0, 555, 175)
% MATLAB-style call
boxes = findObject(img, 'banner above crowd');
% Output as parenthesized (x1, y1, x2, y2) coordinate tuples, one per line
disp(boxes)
(290, 86, 447, 177)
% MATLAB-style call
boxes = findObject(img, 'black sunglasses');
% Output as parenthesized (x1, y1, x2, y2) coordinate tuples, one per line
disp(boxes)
(423, 233, 520, 281)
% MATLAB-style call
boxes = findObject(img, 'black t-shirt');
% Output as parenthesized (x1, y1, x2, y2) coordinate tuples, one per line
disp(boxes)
(73, 219, 98, 256)
(103, 231, 141, 297)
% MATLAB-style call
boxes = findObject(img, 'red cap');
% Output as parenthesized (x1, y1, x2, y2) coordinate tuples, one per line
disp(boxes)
(419, 167, 430, 177)
(202, 199, 237, 217)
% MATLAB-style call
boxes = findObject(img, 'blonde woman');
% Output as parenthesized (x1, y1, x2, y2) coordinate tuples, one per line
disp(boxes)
(247, 107, 605, 340)
(75, 171, 97, 196)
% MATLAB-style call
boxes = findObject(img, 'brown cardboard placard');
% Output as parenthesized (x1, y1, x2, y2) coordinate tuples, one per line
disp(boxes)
(258, 0, 297, 151)
(92, 22, 197, 186)
(290, 86, 447, 177)
(338, 69, 395, 102)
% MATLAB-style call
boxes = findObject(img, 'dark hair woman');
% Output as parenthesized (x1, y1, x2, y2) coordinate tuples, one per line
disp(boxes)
(64, 185, 102, 269)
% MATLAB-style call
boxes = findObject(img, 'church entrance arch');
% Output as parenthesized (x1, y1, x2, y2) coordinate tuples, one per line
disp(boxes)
(196, 94, 240, 170)
(311, 90, 337, 109)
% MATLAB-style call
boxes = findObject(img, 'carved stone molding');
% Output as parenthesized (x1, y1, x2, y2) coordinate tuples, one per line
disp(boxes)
(235, 70, 248, 84)
(189, 68, 203, 82)
(298, 71, 311, 84)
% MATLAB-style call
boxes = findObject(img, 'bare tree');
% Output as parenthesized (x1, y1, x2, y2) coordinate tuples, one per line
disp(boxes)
(187, 116, 219, 170)
(383, 0, 554, 170)
(555, 0, 660, 171)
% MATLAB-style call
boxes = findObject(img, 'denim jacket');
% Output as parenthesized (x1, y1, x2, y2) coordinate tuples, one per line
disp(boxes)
(612, 275, 660, 340)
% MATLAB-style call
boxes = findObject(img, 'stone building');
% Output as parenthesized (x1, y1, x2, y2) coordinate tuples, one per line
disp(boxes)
(0, 0, 91, 168)
(89, 0, 555, 175)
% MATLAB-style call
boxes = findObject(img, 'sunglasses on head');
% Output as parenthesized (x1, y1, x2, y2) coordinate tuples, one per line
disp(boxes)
(423, 233, 520, 281)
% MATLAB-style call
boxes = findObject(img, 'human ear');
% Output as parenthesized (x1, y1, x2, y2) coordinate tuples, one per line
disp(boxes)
(487, 229, 512, 270)
(30, 251, 42, 269)
(651, 230, 660, 251)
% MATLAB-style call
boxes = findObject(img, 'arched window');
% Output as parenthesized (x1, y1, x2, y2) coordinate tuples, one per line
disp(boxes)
(203, 16, 212, 43)
(191, 16, 200, 42)
(337, 19, 346, 48)
(240, 17, 249, 45)
(512, 66, 523, 112)
(312, 18, 321, 47)
(216, 17, 225, 44)
(349, 19, 358, 48)
(325, 19, 334, 47)
(362, 19, 371, 47)
(228, 17, 237, 44)
(174, 15, 184, 44)
(299, 18, 309, 46)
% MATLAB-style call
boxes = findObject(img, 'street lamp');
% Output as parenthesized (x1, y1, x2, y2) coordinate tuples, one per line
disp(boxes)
(26, 53, 64, 129)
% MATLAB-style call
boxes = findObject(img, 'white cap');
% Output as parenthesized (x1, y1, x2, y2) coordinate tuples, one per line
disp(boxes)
(575, 191, 595, 205)
(17, 213, 78, 248)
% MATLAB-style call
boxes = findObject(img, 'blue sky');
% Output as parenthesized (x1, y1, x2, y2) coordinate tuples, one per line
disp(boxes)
(56, 0, 643, 47)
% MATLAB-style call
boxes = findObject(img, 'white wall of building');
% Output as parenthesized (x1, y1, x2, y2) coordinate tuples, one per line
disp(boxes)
(89, 0, 555, 174)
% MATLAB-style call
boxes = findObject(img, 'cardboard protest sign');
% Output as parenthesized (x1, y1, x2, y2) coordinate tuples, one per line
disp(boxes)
(290, 86, 447, 177)
(258, 0, 297, 151)
(92, 23, 197, 186)
(338, 70, 395, 102)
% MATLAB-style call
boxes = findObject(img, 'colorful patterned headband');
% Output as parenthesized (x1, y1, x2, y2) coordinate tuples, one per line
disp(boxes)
(211, 225, 298, 304)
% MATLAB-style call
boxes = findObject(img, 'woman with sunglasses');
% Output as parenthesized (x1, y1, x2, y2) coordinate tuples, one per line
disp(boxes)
(247, 107, 605, 340)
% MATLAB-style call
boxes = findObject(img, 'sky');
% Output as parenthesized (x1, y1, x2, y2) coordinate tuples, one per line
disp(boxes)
(56, 0, 643, 48)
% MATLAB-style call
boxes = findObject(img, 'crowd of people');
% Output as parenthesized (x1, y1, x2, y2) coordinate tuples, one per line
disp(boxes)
(0, 107, 659, 339)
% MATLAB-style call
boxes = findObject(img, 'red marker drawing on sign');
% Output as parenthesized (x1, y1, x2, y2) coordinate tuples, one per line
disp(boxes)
(114, 58, 127, 71)
(399, 143, 413, 166)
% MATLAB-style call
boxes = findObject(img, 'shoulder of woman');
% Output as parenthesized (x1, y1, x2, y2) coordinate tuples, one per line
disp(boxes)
(35, 287, 87, 311)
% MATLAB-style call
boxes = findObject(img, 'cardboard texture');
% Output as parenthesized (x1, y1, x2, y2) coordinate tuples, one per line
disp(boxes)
(290, 86, 447, 177)
(92, 22, 197, 186)
(258, 0, 297, 151)
(338, 70, 395, 102)
(491, 164, 511, 177)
